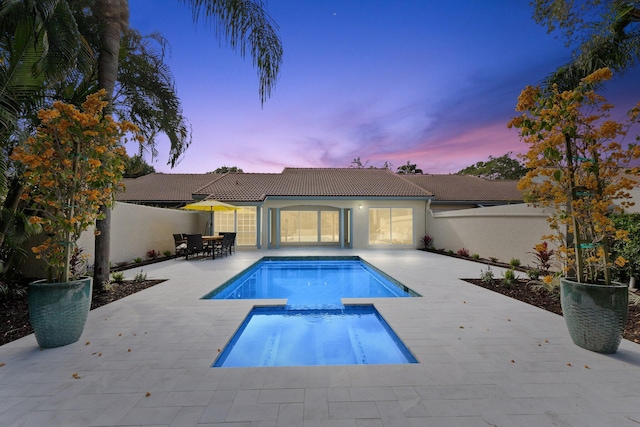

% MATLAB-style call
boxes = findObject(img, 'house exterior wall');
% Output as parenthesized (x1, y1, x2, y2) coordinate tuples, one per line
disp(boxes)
(426, 204, 552, 266)
(260, 199, 429, 249)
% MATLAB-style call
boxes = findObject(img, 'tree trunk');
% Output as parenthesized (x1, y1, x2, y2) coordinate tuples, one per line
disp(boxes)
(94, 208, 111, 289)
(0, 177, 25, 249)
(93, 0, 129, 290)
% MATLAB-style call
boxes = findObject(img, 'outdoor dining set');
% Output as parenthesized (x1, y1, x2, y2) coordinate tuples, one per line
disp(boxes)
(172, 232, 236, 260)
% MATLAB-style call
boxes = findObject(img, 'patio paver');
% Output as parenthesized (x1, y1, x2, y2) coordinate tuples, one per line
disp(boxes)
(2, 249, 640, 426)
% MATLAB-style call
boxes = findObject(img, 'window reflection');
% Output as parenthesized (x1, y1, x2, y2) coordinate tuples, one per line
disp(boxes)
(280, 210, 339, 243)
(368, 208, 413, 245)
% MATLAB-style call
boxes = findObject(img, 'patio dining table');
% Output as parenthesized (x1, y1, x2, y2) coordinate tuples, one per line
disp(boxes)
(203, 235, 223, 259)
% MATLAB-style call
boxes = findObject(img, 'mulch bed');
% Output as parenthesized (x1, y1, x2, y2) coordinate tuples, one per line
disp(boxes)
(0, 279, 165, 347)
(463, 278, 640, 344)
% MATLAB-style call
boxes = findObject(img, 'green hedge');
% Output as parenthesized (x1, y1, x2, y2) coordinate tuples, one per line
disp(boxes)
(610, 213, 640, 283)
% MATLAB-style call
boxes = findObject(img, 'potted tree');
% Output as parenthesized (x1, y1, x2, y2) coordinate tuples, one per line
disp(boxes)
(11, 90, 138, 348)
(509, 68, 640, 353)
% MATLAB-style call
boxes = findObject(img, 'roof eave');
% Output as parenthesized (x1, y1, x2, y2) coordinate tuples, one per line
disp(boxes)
(263, 195, 434, 201)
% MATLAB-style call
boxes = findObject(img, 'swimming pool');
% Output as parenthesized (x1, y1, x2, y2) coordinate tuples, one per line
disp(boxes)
(202, 256, 419, 307)
(208, 256, 419, 367)
(213, 305, 417, 367)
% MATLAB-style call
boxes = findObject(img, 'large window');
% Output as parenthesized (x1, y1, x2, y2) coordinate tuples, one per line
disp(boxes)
(368, 208, 413, 245)
(215, 207, 256, 246)
(320, 211, 339, 242)
(280, 210, 339, 243)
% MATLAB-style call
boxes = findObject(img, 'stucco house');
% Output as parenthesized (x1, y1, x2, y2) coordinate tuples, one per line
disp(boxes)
(117, 168, 523, 250)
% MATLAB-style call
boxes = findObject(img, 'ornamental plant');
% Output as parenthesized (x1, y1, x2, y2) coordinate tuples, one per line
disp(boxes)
(509, 68, 640, 285)
(420, 234, 433, 248)
(529, 241, 555, 272)
(11, 90, 140, 283)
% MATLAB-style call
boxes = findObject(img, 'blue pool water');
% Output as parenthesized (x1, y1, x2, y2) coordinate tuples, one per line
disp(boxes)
(213, 305, 418, 367)
(202, 256, 418, 307)
(208, 257, 419, 367)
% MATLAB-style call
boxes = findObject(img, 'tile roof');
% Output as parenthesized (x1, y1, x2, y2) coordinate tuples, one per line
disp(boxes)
(402, 174, 523, 202)
(117, 170, 523, 204)
(193, 168, 433, 201)
(117, 173, 219, 202)
(193, 173, 284, 202)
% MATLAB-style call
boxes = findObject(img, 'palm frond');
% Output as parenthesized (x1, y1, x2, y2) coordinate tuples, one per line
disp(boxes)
(115, 29, 191, 167)
(179, 0, 282, 105)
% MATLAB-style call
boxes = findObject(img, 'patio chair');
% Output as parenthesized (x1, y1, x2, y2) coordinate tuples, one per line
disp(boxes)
(214, 233, 234, 258)
(173, 233, 187, 257)
(226, 232, 236, 255)
(184, 234, 210, 260)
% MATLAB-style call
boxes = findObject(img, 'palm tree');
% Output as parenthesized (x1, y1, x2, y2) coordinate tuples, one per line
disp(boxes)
(0, 1, 193, 277)
(1, 0, 283, 287)
(534, 0, 640, 90)
(90, 0, 283, 288)
(0, 0, 89, 134)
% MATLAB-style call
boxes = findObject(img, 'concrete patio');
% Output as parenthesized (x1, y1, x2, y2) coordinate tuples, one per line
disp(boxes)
(2, 249, 640, 426)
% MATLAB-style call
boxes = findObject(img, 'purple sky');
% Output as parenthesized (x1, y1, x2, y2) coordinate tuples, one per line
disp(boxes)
(128, 1, 640, 175)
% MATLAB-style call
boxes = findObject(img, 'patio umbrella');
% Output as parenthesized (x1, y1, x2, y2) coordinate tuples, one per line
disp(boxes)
(181, 200, 239, 235)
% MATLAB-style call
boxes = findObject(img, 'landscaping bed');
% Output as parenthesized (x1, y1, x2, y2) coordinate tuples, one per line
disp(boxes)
(463, 278, 640, 344)
(0, 279, 165, 346)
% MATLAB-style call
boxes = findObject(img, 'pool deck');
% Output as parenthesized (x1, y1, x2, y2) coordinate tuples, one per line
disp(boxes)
(3, 249, 640, 426)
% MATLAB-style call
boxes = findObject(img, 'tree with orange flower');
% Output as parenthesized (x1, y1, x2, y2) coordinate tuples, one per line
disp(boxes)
(11, 90, 140, 283)
(509, 68, 640, 285)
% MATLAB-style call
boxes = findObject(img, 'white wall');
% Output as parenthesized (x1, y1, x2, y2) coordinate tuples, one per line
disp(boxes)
(427, 203, 552, 266)
(77, 202, 202, 266)
(622, 188, 640, 213)
(22, 202, 204, 278)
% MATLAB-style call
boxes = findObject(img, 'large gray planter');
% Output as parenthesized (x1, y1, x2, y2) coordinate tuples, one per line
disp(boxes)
(560, 277, 628, 354)
(28, 277, 93, 348)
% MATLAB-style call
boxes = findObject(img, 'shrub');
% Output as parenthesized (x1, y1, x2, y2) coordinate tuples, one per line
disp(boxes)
(502, 269, 517, 287)
(480, 266, 494, 283)
(447, 250, 454, 255)
(528, 242, 555, 272)
(133, 270, 147, 283)
(0, 283, 27, 300)
(531, 274, 561, 297)
(509, 258, 521, 268)
(610, 213, 640, 283)
(457, 248, 470, 257)
(471, 253, 480, 259)
(527, 268, 541, 281)
(111, 271, 125, 283)
(489, 257, 499, 263)
(147, 249, 159, 260)
(162, 250, 172, 257)
(133, 257, 143, 264)
(420, 235, 433, 248)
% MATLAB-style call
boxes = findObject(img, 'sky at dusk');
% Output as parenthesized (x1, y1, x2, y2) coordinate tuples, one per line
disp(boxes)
(128, 1, 640, 175)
